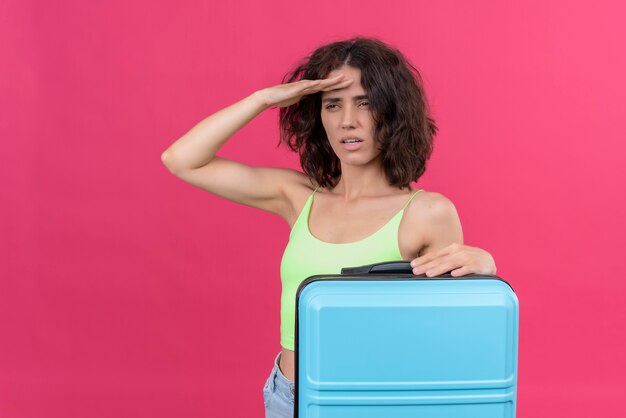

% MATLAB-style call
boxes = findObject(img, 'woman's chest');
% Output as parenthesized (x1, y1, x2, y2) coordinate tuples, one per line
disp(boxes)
(305, 208, 426, 261)
(308, 209, 399, 243)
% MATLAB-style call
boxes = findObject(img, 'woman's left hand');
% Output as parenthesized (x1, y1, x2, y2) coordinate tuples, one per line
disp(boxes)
(410, 243, 497, 277)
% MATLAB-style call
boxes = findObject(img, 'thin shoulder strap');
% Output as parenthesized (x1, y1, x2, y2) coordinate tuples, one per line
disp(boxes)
(401, 189, 424, 211)
(305, 185, 321, 207)
(289, 185, 321, 240)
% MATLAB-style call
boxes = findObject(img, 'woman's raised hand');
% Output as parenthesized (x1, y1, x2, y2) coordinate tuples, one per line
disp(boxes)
(259, 74, 353, 109)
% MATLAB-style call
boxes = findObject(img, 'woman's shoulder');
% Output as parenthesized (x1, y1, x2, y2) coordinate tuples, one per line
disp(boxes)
(410, 189, 453, 205)
(405, 190, 459, 224)
(398, 190, 462, 259)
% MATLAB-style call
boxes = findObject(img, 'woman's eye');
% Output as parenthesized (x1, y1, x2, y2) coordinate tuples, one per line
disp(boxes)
(325, 102, 367, 110)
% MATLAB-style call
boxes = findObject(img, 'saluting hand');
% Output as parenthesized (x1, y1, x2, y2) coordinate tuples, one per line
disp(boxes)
(259, 74, 353, 109)
(410, 243, 497, 278)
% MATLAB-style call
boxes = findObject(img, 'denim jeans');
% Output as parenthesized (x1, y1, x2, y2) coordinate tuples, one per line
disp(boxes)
(263, 351, 295, 418)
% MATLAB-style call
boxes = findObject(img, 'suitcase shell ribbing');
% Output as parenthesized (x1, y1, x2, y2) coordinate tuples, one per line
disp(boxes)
(294, 262, 519, 418)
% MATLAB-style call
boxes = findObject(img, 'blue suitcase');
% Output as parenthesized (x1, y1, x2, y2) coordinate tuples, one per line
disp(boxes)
(294, 261, 519, 418)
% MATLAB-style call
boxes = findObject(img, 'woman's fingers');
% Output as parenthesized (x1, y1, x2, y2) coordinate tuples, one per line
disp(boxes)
(299, 77, 344, 93)
(414, 256, 463, 276)
(412, 254, 444, 274)
(320, 79, 353, 91)
(427, 259, 465, 277)
(319, 75, 349, 86)
(411, 244, 464, 275)
(300, 79, 353, 97)
(410, 253, 437, 269)
(450, 266, 472, 277)
(313, 75, 352, 89)
(413, 257, 449, 275)
(409, 243, 496, 277)
(266, 75, 353, 108)
(300, 75, 342, 87)
(411, 243, 459, 267)
(298, 75, 353, 93)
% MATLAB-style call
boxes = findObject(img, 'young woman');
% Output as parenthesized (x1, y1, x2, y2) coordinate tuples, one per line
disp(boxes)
(161, 37, 497, 418)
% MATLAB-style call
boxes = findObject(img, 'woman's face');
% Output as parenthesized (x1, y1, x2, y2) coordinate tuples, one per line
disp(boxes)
(320, 65, 380, 167)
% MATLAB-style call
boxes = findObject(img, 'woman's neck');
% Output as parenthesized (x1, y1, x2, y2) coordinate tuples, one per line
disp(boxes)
(330, 162, 395, 201)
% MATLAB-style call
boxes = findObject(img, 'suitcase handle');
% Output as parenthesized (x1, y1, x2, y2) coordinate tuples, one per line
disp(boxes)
(341, 261, 414, 275)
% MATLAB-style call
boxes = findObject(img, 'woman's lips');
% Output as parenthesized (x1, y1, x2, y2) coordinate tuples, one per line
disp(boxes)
(342, 141, 363, 151)
(340, 138, 364, 151)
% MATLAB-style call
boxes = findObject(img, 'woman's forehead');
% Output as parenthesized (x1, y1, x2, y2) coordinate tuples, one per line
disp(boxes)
(327, 65, 361, 79)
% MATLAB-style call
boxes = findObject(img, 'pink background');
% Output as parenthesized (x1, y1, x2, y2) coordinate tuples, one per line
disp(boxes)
(2, 1, 624, 417)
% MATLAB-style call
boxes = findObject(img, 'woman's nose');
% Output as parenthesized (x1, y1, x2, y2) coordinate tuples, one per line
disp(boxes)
(341, 105, 356, 128)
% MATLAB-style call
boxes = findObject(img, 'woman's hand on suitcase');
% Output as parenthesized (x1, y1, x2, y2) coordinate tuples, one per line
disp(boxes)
(409, 243, 497, 277)
(258, 74, 353, 109)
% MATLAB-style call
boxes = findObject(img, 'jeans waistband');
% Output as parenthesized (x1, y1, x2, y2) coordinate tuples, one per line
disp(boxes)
(271, 351, 295, 396)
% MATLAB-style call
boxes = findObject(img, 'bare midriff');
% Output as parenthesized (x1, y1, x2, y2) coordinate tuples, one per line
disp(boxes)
(279, 347, 296, 382)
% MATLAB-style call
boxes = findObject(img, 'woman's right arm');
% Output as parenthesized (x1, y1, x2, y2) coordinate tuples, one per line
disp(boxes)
(161, 90, 295, 217)
(160, 76, 351, 218)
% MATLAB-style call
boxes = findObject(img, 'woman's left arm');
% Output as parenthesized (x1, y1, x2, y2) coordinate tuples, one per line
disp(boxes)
(409, 194, 497, 277)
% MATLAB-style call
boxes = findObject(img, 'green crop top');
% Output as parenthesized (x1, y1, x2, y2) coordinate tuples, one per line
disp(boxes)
(278, 186, 424, 351)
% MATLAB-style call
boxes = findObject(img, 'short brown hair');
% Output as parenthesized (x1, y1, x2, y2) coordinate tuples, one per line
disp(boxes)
(279, 36, 438, 190)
